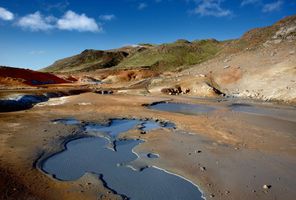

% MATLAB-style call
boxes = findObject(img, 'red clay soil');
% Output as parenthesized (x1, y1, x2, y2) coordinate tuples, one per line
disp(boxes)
(0, 66, 70, 86)
(116, 69, 158, 81)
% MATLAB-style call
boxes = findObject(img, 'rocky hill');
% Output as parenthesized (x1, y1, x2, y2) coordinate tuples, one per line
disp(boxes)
(40, 15, 296, 103)
(43, 15, 295, 75)
(155, 15, 296, 103)
(42, 49, 129, 73)
(42, 39, 223, 73)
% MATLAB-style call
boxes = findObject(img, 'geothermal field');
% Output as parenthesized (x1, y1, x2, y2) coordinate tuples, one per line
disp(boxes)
(0, 3, 296, 200)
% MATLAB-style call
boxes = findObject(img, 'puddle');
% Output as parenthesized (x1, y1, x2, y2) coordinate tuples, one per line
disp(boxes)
(42, 137, 203, 200)
(84, 119, 175, 150)
(148, 102, 216, 115)
(41, 118, 203, 199)
(0, 89, 89, 112)
(229, 103, 296, 122)
(0, 95, 49, 112)
(85, 119, 140, 138)
(85, 119, 174, 137)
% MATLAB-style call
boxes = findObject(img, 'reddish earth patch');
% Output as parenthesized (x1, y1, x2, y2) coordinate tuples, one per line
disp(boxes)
(217, 67, 243, 85)
(0, 66, 70, 86)
(116, 69, 158, 81)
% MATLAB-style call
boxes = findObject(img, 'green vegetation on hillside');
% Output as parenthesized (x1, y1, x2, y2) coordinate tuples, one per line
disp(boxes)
(42, 40, 222, 73)
(116, 39, 222, 72)
(42, 49, 128, 73)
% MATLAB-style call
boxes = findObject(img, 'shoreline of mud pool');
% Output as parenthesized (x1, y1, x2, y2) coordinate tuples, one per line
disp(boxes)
(0, 92, 295, 200)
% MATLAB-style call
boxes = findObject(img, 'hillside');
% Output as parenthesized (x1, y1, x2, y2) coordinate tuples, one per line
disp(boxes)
(42, 49, 129, 73)
(43, 39, 223, 73)
(151, 15, 296, 103)
(39, 15, 296, 103)
(115, 39, 222, 72)
(42, 15, 296, 74)
(0, 66, 70, 88)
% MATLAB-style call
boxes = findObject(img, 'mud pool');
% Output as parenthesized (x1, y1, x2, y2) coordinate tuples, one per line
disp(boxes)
(148, 102, 216, 115)
(229, 103, 296, 122)
(40, 118, 203, 200)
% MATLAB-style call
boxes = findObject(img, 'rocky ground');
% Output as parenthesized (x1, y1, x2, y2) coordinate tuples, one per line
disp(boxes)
(0, 92, 295, 200)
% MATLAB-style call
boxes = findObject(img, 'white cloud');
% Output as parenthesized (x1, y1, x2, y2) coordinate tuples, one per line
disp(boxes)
(194, 0, 232, 17)
(16, 10, 101, 33)
(99, 14, 115, 21)
(0, 7, 14, 21)
(241, 0, 261, 6)
(138, 3, 148, 10)
(17, 12, 53, 31)
(262, 1, 283, 12)
(57, 10, 101, 32)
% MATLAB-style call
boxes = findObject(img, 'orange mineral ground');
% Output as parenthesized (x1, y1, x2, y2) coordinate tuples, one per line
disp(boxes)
(0, 66, 71, 87)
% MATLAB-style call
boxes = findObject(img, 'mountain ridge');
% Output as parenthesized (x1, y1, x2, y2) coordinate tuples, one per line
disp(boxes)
(42, 15, 296, 74)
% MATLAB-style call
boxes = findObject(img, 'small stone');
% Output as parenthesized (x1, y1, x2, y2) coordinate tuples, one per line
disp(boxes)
(225, 190, 230, 195)
(223, 58, 230, 63)
(200, 166, 206, 172)
(140, 131, 146, 134)
(210, 194, 215, 198)
(263, 184, 272, 190)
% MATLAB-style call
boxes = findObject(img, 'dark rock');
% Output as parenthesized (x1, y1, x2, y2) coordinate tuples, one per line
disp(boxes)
(263, 184, 272, 189)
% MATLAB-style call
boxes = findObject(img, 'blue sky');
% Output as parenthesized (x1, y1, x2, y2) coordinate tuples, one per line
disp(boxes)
(0, 0, 295, 70)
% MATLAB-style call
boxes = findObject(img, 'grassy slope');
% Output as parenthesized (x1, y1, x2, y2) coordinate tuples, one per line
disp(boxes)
(116, 39, 222, 72)
(42, 40, 222, 73)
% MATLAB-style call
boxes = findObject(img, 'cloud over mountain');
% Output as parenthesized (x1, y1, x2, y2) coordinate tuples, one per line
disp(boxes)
(193, 0, 232, 17)
(16, 10, 101, 33)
